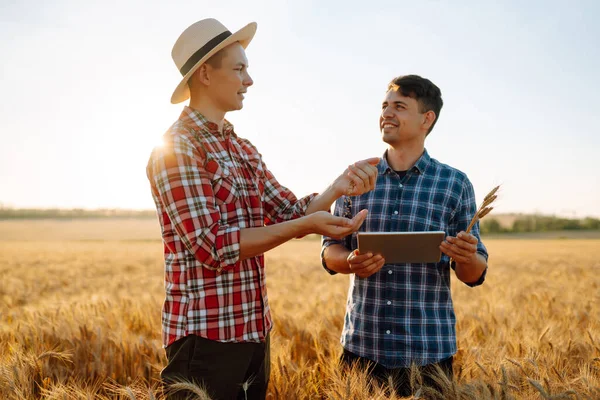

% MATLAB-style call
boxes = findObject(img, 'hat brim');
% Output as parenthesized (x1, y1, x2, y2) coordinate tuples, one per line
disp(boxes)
(170, 22, 257, 104)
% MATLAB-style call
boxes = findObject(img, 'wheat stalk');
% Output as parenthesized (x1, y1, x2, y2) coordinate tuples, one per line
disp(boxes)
(465, 185, 500, 234)
(450, 185, 500, 264)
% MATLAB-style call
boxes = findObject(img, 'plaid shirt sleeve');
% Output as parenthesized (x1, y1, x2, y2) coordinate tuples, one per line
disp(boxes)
(148, 135, 241, 272)
(320, 196, 352, 275)
(260, 161, 317, 225)
(449, 177, 489, 287)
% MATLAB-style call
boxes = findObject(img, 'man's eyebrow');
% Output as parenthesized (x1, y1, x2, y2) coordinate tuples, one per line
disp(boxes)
(394, 101, 408, 107)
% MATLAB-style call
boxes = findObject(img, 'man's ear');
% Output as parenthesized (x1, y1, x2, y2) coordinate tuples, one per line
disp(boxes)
(195, 64, 211, 86)
(423, 110, 436, 132)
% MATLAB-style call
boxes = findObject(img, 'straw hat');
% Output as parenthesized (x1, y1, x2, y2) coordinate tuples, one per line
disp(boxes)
(170, 18, 257, 104)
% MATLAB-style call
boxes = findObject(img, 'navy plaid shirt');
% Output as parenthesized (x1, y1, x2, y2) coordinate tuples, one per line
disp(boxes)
(321, 149, 488, 368)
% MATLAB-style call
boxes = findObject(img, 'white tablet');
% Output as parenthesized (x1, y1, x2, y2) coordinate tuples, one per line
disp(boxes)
(357, 231, 446, 264)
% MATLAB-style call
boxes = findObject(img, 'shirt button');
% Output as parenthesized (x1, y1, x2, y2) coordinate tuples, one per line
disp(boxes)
(387, 301, 392, 305)
(393, 210, 399, 215)
(386, 330, 391, 334)
(388, 270, 393, 275)
(399, 183, 403, 188)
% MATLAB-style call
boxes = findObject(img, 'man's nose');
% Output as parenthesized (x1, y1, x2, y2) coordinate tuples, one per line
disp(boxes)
(382, 106, 393, 118)
(244, 72, 254, 87)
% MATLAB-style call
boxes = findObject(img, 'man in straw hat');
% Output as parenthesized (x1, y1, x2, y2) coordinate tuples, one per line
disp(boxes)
(146, 18, 379, 399)
(321, 75, 488, 397)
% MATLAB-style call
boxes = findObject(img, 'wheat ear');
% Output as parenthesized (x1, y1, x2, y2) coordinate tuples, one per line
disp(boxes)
(465, 185, 500, 234)
(449, 185, 500, 264)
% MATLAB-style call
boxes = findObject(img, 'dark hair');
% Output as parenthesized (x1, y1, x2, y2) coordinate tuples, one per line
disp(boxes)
(387, 75, 443, 134)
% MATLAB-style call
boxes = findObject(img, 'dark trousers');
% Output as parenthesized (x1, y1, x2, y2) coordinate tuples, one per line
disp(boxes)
(161, 334, 270, 400)
(341, 349, 453, 397)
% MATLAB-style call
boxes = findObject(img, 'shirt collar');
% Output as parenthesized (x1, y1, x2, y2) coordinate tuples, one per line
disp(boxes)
(179, 106, 235, 138)
(379, 148, 431, 175)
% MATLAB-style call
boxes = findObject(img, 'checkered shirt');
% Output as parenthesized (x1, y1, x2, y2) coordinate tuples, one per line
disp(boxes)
(322, 150, 488, 368)
(147, 107, 315, 347)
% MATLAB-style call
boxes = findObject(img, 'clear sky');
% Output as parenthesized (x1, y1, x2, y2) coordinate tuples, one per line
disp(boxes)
(1, 0, 599, 217)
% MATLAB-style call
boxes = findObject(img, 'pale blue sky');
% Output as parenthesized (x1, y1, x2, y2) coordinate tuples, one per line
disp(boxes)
(1, 0, 599, 217)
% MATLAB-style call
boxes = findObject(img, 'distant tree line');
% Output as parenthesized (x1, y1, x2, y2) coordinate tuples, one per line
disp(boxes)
(480, 215, 600, 234)
(1, 206, 599, 232)
(0, 207, 156, 219)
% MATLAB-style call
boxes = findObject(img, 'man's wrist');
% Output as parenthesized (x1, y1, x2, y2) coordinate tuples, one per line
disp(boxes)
(456, 253, 478, 268)
(295, 214, 313, 237)
(455, 253, 487, 279)
(324, 181, 345, 200)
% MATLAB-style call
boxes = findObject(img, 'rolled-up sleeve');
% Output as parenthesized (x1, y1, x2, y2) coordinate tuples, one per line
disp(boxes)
(320, 196, 352, 275)
(148, 136, 240, 272)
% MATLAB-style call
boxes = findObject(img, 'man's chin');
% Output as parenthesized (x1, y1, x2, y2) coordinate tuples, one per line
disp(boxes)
(227, 102, 244, 112)
(381, 133, 396, 145)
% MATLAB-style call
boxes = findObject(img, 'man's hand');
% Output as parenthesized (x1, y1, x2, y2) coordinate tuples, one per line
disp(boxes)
(333, 157, 380, 197)
(346, 249, 386, 278)
(304, 157, 379, 217)
(307, 209, 368, 239)
(440, 231, 478, 264)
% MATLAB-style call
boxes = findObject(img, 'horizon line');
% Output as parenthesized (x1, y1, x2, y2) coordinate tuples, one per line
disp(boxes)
(0, 206, 598, 220)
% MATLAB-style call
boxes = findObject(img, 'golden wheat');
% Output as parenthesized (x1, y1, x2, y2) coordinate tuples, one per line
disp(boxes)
(1, 220, 599, 399)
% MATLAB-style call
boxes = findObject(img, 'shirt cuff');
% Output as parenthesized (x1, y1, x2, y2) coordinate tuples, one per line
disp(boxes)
(320, 242, 339, 275)
(215, 226, 241, 273)
(464, 266, 487, 287)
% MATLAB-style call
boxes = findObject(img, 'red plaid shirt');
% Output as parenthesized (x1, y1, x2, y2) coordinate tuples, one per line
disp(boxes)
(147, 107, 316, 347)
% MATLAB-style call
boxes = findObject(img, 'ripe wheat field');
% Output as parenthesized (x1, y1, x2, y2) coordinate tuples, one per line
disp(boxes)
(0, 219, 599, 399)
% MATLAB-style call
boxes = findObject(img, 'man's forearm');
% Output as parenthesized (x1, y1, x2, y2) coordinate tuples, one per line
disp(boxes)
(239, 218, 310, 261)
(455, 253, 487, 283)
(305, 186, 341, 215)
(322, 244, 353, 274)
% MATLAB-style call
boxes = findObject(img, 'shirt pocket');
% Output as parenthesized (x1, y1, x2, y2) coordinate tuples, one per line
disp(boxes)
(412, 202, 449, 232)
(204, 156, 238, 205)
(238, 152, 266, 197)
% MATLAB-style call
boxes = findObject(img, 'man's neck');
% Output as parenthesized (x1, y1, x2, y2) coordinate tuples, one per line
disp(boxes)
(188, 97, 226, 132)
(386, 141, 425, 171)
